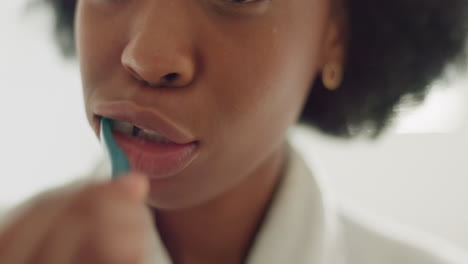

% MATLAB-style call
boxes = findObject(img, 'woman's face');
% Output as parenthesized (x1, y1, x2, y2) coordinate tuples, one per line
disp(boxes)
(76, 0, 342, 209)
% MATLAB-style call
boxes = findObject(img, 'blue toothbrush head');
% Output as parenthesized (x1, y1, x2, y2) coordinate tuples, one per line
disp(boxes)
(100, 117, 131, 178)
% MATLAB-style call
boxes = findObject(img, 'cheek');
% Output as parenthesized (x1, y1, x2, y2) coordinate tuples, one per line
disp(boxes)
(205, 26, 321, 145)
(76, 3, 129, 102)
(182, 28, 320, 208)
(203, 3, 326, 143)
(195, 6, 326, 186)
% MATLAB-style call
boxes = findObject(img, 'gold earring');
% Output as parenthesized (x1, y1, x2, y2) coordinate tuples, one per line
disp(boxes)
(322, 62, 343, 91)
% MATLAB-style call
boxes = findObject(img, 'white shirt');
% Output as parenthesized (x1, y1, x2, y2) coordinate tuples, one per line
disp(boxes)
(2, 140, 467, 263)
(140, 140, 468, 264)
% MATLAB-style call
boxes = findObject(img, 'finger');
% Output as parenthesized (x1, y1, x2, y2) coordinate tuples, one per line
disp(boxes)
(0, 179, 110, 263)
(0, 174, 149, 264)
(0, 190, 79, 264)
(112, 172, 149, 202)
(35, 178, 151, 264)
(68, 189, 151, 264)
(33, 212, 85, 264)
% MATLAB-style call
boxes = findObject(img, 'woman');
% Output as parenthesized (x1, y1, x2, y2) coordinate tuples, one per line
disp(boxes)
(1, 0, 467, 263)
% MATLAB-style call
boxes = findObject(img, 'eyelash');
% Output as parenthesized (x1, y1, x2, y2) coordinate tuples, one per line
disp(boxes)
(224, 0, 262, 7)
(216, 0, 263, 10)
(92, 0, 264, 12)
(228, 0, 258, 3)
(101, 0, 260, 4)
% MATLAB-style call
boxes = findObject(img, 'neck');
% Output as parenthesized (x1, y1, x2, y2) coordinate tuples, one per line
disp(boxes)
(153, 142, 289, 264)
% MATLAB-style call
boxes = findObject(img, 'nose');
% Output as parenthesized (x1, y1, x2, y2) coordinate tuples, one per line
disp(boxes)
(121, 6, 196, 89)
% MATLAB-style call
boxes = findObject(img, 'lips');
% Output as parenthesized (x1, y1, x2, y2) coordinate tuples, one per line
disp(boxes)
(94, 101, 197, 144)
(94, 101, 199, 179)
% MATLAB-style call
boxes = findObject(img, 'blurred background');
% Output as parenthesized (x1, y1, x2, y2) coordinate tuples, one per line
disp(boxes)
(1, 0, 468, 253)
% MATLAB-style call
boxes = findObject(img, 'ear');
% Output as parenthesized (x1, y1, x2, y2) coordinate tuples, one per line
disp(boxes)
(319, 0, 348, 70)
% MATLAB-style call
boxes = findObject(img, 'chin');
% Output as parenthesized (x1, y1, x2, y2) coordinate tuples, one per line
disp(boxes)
(144, 185, 213, 211)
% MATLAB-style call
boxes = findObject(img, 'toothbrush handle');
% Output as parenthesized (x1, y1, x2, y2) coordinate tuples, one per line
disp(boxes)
(100, 117, 131, 178)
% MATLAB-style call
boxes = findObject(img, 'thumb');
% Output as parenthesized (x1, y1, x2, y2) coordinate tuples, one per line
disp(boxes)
(113, 172, 149, 201)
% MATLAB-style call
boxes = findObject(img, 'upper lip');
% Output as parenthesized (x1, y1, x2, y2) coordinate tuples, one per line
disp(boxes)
(94, 101, 197, 145)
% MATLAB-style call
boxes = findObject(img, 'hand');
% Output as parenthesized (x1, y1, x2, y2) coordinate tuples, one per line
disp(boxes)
(0, 172, 153, 264)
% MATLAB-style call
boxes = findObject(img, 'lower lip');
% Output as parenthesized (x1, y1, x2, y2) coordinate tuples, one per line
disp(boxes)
(112, 131, 199, 180)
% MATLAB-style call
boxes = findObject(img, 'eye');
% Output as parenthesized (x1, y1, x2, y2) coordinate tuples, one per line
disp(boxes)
(229, 0, 257, 2)
(223, 0, 261, 5)
(206, 0, 268, 15)
(86, 0, 123, 8)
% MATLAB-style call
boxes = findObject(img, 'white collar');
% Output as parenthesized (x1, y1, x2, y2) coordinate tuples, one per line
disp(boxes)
(244, 141, 343, 264)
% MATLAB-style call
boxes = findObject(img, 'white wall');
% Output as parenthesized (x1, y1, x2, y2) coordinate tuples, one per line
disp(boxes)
(0, 1, 102, 208)
(291, 126, 468, 252)
(1, 0, 468, 254)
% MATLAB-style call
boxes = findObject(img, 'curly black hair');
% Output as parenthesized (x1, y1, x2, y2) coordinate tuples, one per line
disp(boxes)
(43, 0, 468, 139)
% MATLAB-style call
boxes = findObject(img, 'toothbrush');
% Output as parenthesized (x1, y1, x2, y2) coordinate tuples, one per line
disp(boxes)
(100, 117, 131, 178)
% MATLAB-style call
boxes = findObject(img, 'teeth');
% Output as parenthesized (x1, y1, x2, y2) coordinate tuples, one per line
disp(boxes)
(112, 120, 134, 135)
(111, 119, 173, 144)
(138, 129, 173, 144)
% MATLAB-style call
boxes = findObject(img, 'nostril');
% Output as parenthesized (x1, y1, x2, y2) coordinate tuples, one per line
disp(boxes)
(164, 73, 179, 82)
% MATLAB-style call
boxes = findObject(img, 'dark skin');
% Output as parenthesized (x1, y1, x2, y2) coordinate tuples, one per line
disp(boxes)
(0, 0, 347, 263)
